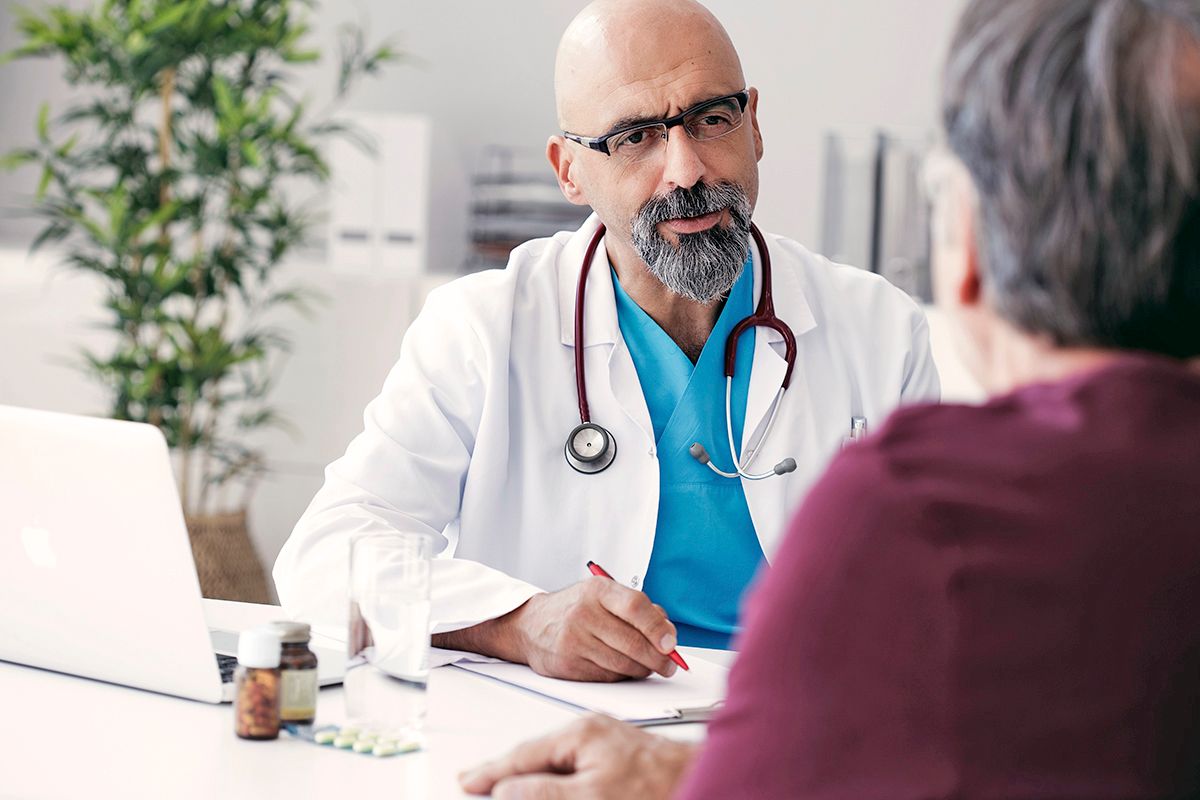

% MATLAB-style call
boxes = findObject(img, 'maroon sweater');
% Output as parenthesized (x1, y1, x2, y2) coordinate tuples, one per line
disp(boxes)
(677, 355, 1200, 799)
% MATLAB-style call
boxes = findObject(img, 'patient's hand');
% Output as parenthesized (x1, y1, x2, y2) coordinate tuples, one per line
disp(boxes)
(459, 714, 696, 799)
(432, 577, 679, 681)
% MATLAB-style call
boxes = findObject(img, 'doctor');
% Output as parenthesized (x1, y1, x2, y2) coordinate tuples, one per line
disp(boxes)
(274, 0, 939, 681)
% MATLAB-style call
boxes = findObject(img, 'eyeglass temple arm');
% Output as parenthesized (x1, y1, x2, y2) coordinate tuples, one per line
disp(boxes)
(562, 132, 610, 156)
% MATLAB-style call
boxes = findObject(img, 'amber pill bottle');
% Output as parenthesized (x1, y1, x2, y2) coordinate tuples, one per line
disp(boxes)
(234, 628, 282, 740)
(269, 621, 319, 725)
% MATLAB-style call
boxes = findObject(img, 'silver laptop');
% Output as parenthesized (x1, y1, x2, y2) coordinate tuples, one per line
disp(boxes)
(0, 404, 344, 703)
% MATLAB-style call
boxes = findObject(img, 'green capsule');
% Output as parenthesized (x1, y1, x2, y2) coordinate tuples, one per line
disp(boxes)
(333, 735, 356, 749)
(313, 730, 337, 746)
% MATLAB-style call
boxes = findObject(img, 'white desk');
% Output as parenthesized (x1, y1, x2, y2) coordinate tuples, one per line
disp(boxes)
(0, 600, 730, 799)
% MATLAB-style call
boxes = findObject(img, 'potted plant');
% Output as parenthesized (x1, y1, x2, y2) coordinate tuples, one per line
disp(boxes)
(3, 0, 397, 602)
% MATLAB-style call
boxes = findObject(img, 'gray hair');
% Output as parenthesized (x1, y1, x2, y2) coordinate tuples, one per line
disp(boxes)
(943, 0, 1200, 357)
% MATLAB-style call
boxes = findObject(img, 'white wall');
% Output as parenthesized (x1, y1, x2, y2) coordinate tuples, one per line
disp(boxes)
(0, 0, 971, 578)
(1, 0, 965, 257)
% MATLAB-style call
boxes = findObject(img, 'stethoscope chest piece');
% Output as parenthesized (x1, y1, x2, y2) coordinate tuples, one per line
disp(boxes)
(565, 422, 617, 474)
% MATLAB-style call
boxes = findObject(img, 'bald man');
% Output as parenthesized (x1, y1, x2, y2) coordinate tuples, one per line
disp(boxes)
(273, 0, 939, 680)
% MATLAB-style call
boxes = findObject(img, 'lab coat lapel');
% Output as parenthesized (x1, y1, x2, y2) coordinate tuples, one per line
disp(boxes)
(741, 235, 817, 561)
(742, 237, 815, 448)
(558, 214, 655, 452)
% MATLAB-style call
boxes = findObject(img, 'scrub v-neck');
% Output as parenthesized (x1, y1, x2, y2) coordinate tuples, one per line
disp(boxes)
(610, 256, 766, 649)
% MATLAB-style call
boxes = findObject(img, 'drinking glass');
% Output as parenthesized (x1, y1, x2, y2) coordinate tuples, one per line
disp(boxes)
(346, 531, 432, 739)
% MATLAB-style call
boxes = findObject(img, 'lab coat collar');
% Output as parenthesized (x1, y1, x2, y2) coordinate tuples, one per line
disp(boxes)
(749, 229, 817, 345)
(557, 214, 819, 350)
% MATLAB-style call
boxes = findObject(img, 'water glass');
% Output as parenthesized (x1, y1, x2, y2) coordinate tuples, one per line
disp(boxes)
(345, 531, 432, 738)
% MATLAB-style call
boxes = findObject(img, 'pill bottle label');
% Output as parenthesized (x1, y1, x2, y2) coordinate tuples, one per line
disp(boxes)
(280, 668, 318, 721)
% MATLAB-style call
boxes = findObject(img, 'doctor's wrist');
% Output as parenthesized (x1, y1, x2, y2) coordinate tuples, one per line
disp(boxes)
(430, 594, 545, 664)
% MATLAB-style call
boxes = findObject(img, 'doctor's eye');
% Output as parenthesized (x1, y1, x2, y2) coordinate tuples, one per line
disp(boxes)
(685, 101, 742, 140)
(611, 125, 664, 155)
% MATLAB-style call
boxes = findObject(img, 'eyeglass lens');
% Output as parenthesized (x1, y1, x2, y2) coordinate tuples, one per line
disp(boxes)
(609, 96, 745, 160)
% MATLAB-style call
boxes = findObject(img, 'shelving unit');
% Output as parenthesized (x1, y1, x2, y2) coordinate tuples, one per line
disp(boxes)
(464, 146, 592, 272)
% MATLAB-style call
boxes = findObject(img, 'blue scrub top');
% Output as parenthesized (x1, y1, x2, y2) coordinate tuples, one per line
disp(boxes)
(611, 257, 765, 650)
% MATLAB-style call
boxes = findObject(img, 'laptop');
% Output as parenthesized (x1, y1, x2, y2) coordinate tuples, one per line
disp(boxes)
(0, 404, 344, 703)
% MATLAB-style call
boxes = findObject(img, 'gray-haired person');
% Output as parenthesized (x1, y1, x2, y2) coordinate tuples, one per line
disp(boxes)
(460, 1, 1200, 797)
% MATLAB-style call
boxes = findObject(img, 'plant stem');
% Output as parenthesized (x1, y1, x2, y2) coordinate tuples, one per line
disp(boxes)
(157, 67, 175, 218)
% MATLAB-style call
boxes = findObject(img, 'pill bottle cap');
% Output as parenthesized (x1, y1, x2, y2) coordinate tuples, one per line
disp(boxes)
(237, 627, 281, 668)
(268, 620, 312, 644)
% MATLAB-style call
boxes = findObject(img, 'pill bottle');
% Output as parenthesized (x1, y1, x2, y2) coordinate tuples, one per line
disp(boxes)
(234, 627, 282, 740)
(270, 621, 319, 725)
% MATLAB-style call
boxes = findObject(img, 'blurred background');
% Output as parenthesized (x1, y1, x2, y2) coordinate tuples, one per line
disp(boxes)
(0, 0, 979, 600)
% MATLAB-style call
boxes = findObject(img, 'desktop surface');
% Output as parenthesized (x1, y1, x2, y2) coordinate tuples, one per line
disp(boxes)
(0, 600, 724, 799)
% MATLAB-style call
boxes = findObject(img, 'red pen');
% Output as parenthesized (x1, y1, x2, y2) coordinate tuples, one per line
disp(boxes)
(587, 560, 689, 672)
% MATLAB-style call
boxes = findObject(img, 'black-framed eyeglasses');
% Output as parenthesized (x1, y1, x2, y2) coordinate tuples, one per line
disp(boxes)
(563, 89, 750, 160)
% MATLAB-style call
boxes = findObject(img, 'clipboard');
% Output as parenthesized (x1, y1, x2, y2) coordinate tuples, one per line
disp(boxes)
(452, 656, 729, 726)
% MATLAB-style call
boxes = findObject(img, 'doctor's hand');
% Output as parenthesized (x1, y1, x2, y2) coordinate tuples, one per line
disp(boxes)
(433, 577, 679, 681)
(459, 714, 696, 800)
(506, 578, 680, 681)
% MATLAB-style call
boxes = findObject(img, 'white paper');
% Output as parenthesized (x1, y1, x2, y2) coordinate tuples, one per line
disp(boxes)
(451, 656, 729, 723)
(428, 646, 505, 669)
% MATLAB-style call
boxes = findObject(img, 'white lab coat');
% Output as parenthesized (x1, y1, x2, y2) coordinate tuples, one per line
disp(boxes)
(274, 214, 940, 638)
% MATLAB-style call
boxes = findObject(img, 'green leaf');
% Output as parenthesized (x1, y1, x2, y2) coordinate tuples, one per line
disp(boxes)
(240, 140, 262, 167)
(0, 149, 37, 171)
(367, 41, 402, 68)
(29, 221, 71, 253)
(131, 200, 179, 239)
(282, 49, 320, 64)
(36, 103, 50, 141)
(56, 133, 80, 158)
(144, 3, 189, 34)
(36, 165, 52, 200)
(211, 75, 234, 117)
(106, 187, 128, 237)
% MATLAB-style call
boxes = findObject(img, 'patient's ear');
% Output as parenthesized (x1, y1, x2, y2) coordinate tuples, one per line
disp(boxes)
(547, 136, 589, 206)
(959, 205, 983, 306)
(930, 161, 980, 313)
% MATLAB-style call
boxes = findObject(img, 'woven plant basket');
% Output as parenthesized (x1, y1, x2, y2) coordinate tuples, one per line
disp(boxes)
(185, 510, 272, 604)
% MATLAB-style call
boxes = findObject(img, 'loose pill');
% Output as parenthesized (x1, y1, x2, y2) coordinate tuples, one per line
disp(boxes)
(333, 735, 356, 749)
(352, 740, 375, 753)
(372, 743, 399, 757)
(314, 730, 337, 745)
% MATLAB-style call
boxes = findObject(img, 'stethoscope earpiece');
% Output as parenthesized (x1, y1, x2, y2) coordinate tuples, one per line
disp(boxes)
(565, 422, 617, 474)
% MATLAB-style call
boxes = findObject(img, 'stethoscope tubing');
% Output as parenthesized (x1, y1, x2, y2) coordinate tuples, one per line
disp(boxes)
(568, 221, 798, 478)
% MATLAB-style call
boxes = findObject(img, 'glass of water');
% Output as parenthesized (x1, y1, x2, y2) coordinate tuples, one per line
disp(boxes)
(346, 531, 432, 739)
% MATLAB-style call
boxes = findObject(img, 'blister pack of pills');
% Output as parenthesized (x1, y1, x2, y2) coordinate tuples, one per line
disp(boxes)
(284, 723, 421, 758)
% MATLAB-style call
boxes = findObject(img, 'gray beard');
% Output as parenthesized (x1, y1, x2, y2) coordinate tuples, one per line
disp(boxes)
(630, 181, 753, 303)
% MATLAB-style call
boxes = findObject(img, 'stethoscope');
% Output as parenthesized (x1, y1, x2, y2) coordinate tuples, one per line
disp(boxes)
(565, 222, 799, 479)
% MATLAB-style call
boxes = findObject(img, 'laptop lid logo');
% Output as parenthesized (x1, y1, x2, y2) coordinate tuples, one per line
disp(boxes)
(20, 526, 57, 569)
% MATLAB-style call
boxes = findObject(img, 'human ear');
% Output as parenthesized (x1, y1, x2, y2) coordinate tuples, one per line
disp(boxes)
(747, 87, 764, 162)
(546, 136, 590, 206)
(958, 203, 983, 306)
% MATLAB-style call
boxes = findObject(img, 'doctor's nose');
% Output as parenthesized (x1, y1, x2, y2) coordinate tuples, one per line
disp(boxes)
(659, 126, 707, 191)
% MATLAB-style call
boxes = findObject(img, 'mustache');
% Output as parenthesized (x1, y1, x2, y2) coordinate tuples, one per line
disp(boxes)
(636, 181, 750, 228)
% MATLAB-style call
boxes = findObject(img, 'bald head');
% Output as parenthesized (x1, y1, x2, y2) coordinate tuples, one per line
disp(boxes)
(554, 0, 745, 131)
